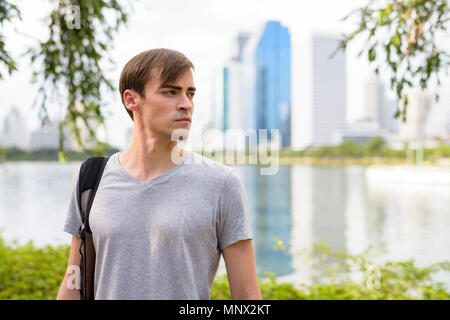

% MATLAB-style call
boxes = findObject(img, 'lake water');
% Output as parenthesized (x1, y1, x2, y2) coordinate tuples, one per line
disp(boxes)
(1, 160, 449, 289)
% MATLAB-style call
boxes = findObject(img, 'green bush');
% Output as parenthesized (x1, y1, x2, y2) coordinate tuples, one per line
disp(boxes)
(309, 146, 340, 158)
(424, 144, 450, 160)
(0, 236, 449, 300)
(366, 137, 387, 156)
(0, 236, 69, 300)
(309, 141, 368, 158)
(213, 241, 450, 300)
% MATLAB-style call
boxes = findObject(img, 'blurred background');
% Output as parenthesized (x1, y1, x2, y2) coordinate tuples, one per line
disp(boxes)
(0, 0, 449, 299)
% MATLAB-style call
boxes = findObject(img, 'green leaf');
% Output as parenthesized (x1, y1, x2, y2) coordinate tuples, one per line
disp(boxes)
(391, 32, 401, 48)
(368, 46, 376, 62)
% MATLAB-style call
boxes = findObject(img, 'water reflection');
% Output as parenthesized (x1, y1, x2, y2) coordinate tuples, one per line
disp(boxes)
(365, 180, 450, 266)
(233, 165, 450, 287)
(236, 165, 293, 276)
(1, 161, 449, 287)
(0, 161, 81, 247)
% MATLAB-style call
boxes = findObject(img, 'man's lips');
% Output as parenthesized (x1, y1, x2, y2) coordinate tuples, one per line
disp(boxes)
(175, 117, 191, 123)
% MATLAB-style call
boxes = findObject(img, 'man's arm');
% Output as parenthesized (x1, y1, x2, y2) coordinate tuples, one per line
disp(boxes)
(56, 235, 82, 300)
(222, 239, 262, 300)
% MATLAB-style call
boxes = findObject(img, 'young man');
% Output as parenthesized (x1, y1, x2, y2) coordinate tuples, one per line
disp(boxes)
(57, 48, 262, 300)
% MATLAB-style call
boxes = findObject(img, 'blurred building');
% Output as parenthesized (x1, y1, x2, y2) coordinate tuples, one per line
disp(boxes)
(364, 74, 387, 129)
(223, 21, 292, 149)
(222, 32, 250, 133)
(29, 102, 107, 151)
(362, 74, 401, 135)
(210, 66, 225, 133)
(425, 78, 450, 142)
(399, 89, 432, 144)
(1, 106, 29, 150)
(69, 102, 107, 151)
(29, 120, 72, 151)
(253, 21, 291, 147)
(385, 98, 400, 134)
(336, 74, 400, 146)
(292, 34, 346, 150)
(334, 122, 387, 145)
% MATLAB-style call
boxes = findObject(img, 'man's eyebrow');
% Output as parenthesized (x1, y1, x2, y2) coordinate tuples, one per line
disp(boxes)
(159, 84, 196, 91)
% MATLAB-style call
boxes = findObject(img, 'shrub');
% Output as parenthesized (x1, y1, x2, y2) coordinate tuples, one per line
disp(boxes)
(0, 236, 69, 300)
(0, 236, 449, 300)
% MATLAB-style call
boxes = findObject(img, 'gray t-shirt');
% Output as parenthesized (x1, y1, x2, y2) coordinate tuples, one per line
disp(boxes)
(63, 150, 253, 300)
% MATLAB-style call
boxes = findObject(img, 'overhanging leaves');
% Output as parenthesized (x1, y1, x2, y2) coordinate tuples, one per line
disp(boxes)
(26, 0, 128, 161)
(0, 0, 21, 79)
(331, 0, 450, 122)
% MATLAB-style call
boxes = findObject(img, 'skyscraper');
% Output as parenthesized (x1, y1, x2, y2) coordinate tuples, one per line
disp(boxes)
(70, 102, 106, 151)
(224, 21, 292, 149)
(425, 77, 450, 139)
(222, 32, 250, 132)
(2, 106, 29, 150)
(293, 34, 346, 149)
(253, 21, 291, 147)
(364, 74, 387, 129)
(29, 120, 73, 151)
(386, 98, 400, 133)
(399, 89, 432, 144)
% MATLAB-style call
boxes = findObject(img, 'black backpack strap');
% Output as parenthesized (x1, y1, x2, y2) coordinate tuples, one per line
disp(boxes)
(78, 156, 110, 233)
(77, 156, 109, 300)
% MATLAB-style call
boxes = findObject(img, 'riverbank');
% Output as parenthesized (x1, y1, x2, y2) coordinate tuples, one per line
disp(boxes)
(202, 154, 450, 167)
(2, 152, 450, 167)
(0, 147, 119, 163)
(1, 143, 449, 167)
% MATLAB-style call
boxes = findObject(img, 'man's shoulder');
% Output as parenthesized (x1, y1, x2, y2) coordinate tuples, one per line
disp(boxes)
(183, 151, 234, 180)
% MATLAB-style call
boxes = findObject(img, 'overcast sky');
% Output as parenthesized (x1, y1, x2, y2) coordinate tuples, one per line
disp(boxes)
(3, 0, 446, 149)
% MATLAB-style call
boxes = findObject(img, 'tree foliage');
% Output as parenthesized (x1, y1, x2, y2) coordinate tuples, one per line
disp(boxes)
(0, 1, 129, 160)
(0, 0, 21, 79)
(332, 0, 450, 121)
(26, 0, 128, 160)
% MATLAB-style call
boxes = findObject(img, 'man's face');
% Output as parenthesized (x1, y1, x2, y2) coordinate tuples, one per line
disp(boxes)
(136, 68, 195, 139)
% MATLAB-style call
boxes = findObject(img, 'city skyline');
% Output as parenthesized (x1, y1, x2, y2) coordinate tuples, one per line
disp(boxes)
(0, 0, 449, 150)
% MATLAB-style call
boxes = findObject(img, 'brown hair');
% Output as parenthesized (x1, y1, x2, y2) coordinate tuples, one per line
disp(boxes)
(119, 48, 195, 121)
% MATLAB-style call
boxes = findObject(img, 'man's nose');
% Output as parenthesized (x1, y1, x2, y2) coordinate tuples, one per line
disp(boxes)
(177, 94, 193, 110)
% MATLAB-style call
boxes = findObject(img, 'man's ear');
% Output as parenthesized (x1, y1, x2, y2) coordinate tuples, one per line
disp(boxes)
(123, 89, 139, 113)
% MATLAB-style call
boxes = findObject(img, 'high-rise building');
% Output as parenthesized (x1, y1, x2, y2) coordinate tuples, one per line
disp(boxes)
(425, 78, 450, 139)
(292, 34, 346, 149)
(224, 21, 291, 148)
(364, 74, 387, 129)
(386, 98, 400, 133)
(253, 21, 291, 147)
(29, 120, 72, 151)
(2, 106, 29, 150)
(222, 33, 250, 132)
(69, 102, 106, 151)
(399, 89, 432, 144)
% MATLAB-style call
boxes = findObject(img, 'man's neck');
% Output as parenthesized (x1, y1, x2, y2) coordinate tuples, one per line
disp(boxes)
(119, 130, 184, 182)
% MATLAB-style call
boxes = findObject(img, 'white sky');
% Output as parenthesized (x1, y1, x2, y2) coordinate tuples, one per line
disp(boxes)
(2, 0, 447, 149)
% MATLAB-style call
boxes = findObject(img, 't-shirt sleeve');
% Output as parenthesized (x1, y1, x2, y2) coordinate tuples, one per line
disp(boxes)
(217, 169, 254, 251)
(63, 172, 83, 237)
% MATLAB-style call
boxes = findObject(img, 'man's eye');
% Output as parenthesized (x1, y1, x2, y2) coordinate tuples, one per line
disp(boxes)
(165, 90, 176, 95)
(188, 92, 195, 98)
